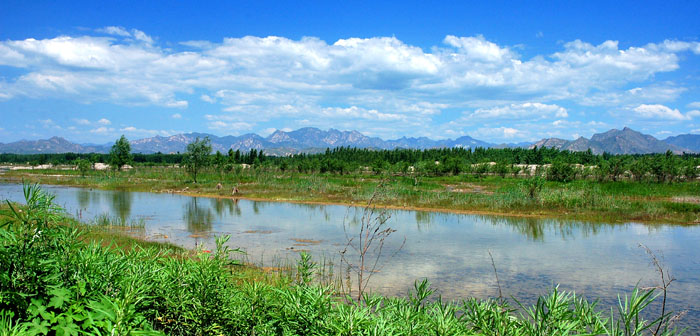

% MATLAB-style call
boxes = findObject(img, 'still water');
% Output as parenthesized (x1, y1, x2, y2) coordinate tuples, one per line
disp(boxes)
(1, 183, 699, 330)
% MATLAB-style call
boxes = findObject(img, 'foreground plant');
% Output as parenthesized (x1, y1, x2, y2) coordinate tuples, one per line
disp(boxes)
(0, 184, 686, 335)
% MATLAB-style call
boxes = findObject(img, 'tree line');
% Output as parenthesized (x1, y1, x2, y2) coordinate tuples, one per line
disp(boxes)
(2, 136, 699, 183)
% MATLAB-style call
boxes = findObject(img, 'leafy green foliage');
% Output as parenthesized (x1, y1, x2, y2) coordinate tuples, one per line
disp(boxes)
(521, 176, 546, 200)
(183, 137, 212, 183)
(109, 135, 132, 171)
(74, 158, 91, 177)
(547, 160, 576, 182)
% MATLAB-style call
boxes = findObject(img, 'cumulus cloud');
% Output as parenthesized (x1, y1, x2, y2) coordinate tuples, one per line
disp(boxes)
(0, 30, 699, 139)
(472, 127, 523, 139)
(321, 106, 404, 121)
(200, 94, 215, 103)
(632, 104, 688, 120)
(89, 127, 113, 134)
(97, 118, 111, 125)
(260, 128, 277, 136)
(204, 115, 254, 132)
(171, 113, 182, 119)
(1, 32, 696, 108)
(469, 102, 567, 119)
(119, 126, 174, 136)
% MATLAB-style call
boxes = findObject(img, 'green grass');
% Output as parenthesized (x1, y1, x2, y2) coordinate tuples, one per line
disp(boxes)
(3, 166, 700, 224)
(0, 184, 686, 335)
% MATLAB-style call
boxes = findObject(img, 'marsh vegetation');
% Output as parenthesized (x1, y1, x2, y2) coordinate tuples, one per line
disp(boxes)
(2, 143, 700, 224)
(0, 184, 688, 335)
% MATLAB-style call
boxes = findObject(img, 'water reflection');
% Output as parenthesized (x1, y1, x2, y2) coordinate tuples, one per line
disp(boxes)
(479, 215, 621, 241)
(211, 198, 241, 217)
(77, 189, 90, 209)
(109, 191, 133, 222)
(415, 211, 434, 231)
(184, 198, 213, 233)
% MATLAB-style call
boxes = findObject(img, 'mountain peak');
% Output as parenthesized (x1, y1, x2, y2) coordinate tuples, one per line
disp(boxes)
(1, 127, 698, 155)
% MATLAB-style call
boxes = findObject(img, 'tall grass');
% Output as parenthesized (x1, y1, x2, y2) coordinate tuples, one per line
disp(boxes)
(0, 184, 686, 335)
(5, 166, 700, 223)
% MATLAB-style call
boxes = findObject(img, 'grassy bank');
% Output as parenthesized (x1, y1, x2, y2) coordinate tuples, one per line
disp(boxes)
(3, 166, 700, 224)
(0, 185, 685, 335)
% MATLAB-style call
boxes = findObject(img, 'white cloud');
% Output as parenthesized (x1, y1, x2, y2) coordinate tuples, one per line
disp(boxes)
(208, 121, 253, 131)
(165, 100, 188, 108)
(0, 30, 699, 140)
(632, 104, 688, 120)
(200, 94, 215, 103)
(204, 115, 254, 132)
(443, 35, 513, 63)
(89, 127, 113, 134)
(119, 126, 174, 137)
(321, 106, 404, 121)
(260, 128, 277, 136)
(97, 118, 111, 125)
(687, 110, 700, 118)
(39, 119, 60, 129)
(96, 26, 153, 44)
(580, 85, 685, 106)
(469, 102, 567, 119)
(74, 118, 90, 125)
(97, 26, 131, 37)
(688, 102, 700, 109)
(1, 32, 696, 111)
(472, 127, 523, 139)
(131, 29, 153, 44)
(171, 113, 182, 119)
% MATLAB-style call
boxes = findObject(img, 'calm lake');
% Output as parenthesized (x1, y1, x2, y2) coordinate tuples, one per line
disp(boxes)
(2, 183, 699, 331)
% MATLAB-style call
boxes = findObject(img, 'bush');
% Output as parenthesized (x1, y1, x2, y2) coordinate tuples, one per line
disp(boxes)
(547, 160, 576, 182)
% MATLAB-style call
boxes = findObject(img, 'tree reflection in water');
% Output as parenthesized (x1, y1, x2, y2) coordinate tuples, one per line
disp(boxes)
(109, 191, 133, 222)
(415, 211, 434, 232)
(211, 197, 241, 217)
(480, 215, 619, 241)
(184, 197, 213, 233)
(76, 189, 90, 209)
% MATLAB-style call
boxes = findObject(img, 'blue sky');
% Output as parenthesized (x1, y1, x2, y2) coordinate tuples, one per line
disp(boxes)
(1, 0, 700, 144)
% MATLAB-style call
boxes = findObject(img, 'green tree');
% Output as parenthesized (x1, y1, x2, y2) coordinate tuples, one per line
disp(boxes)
(492, 161, 509, 178)
(546, 160, 575, 182)
(75, 158, 91, 177)
(184, 137, 212, 183)
(109, 135, 132, 171)
(629, 159, 649, 182)
(213, 150, 226, 174)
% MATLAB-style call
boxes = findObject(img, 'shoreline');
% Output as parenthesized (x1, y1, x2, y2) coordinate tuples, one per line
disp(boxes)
(2, 172, 697, 225)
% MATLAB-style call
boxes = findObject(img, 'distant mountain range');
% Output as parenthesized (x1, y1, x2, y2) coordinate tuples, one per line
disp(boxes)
(0, 127, 698, 155)
(530, 127, 691, 155)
